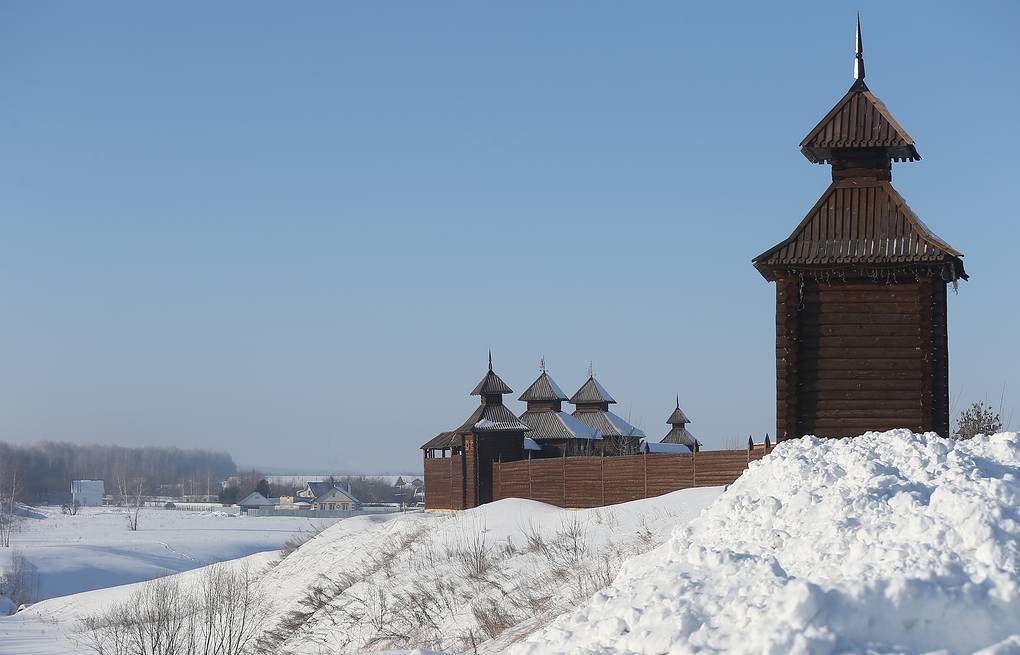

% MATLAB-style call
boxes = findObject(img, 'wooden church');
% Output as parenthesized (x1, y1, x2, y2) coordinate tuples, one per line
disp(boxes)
(753, 18, 966, 441)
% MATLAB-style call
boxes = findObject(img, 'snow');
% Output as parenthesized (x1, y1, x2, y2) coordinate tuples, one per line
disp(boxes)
(6, 430, 1018, 655)
(0, 505, 337, 602)
(0, 487, 722, 654)
(604, 410, 646, 437)
(514, 430, 1020, 655)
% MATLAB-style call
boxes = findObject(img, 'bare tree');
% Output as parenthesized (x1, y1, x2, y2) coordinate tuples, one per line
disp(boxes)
(0, 548, 37, 607)
(0, 464, 20, 548)
(126, 478, 145, 532)
(955, 400, 1003, 439)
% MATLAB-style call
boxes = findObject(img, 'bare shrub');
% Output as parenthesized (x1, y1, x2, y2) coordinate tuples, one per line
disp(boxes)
(0, 549, 37, 607)
(77, 564, 269, 655)
(956, 400, 1004, 439)
(453, 527, 491, 579)
(279, 523, 326, 560)
(472, 601, 516, 640)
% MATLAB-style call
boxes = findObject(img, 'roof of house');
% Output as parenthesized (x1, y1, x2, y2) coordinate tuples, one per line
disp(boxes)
(753, 180, 966, 280)
(520, 409, 602, 441)
(570, 376, 617, 405)
(800, 80, 920, 164)
(304, 481, 336, 498)
(519, 371, 569, 402)
(238, 492, 276, 507)
(312, 486, 361, 505)
(573, 409, 645, 438)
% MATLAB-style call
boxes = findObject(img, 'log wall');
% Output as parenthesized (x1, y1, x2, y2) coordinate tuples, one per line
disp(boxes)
(491, 448, 768, 509)
(777, 277, 949, 440)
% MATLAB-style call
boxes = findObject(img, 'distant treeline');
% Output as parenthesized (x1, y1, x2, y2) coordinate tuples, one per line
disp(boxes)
(0, 441, 237, 502)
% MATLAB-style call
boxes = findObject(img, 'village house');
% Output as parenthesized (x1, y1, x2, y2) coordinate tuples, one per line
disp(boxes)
(310, 486, 361, 512)
(237, 491, 277, 514)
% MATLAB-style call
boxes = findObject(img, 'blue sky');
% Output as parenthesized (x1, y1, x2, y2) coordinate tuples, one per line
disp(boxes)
(1, 2, 1017, 471)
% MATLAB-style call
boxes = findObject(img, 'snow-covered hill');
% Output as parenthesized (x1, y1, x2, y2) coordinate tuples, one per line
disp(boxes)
(515, 430, 1020, 654)
(0, 488, 722, 654)
(4, 430, 1018, 655)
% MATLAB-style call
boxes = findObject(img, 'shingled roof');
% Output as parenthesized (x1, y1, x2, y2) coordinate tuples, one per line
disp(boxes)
(753, 180, 966, 280)
(800, 80, 919, 164)
(520, 409, 602, 441)
(519, 371, 569, 402)
(570, 376, 616, 405)
(470, 369, 513, 396)
(667, 397, 690, 425)
(573, 409, 645, 439)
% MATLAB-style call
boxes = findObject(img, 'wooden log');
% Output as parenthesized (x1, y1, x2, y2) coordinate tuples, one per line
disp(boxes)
(797, 389, 921, 400)
(798, 358, 924, 371)
(801, 302, 921, 314)
(802, 313, 918, 325)
(796, 324, 920, 337)
(798, 335, 921, 348)
(799, 346, 922, 359)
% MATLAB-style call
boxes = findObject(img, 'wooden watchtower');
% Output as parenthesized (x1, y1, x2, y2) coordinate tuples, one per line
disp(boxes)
(753, 18, 966, 441)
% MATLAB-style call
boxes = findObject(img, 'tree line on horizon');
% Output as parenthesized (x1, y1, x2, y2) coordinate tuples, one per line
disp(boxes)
(0, 441, 236, 503)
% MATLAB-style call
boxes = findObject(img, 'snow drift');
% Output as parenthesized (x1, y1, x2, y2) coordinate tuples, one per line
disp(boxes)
(514, 430, 1020, 655)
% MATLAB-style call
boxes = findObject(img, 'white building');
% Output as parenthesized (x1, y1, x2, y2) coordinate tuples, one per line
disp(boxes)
(71, 480, 105, 507)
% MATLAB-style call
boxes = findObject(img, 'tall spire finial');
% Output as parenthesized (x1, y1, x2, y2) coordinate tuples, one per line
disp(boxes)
(488, 350, 493, 371)
(588, 361, 594, 378)
(854, 12, 865, 81)
(539, 356, 546, 373)
(676, 394, 680, 409)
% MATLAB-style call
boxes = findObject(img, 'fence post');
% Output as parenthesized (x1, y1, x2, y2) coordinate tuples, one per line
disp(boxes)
(528, 456, 533, 500)
(643, 451, 648, 499)
(561, 451, 566, 507)
(601, 453, 605, 506)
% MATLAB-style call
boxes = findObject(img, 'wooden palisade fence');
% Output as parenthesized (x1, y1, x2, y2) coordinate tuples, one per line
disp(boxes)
(426, 438, 774, 511)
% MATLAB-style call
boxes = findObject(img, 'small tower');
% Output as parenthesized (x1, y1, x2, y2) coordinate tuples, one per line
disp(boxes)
(570, 368, 645, 454)
(519, 359, 602, 456)
(753, 18, 965, 441)
(420, 353, 529, 508)
(660, 396, 700, 452)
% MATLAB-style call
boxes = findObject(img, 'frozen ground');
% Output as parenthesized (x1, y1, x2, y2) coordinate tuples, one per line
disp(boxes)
(0, 505, 337, 602)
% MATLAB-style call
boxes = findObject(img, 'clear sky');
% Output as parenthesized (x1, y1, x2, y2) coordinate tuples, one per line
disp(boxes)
(1, 2, 1017, 472)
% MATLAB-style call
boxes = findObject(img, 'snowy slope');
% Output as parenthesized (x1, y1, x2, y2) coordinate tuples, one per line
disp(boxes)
(0, 487, 722, 655)
(0, 506, 337, 601)
(514, 430, 1020, 655)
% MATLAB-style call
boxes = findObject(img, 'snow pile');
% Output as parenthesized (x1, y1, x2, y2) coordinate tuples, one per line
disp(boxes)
(515, 430, 1020, 655)
(260, 489, 720, 654)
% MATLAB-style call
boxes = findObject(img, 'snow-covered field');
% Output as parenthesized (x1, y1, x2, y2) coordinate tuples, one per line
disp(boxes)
(0, 506, 337, 601)
(3, 430, 1018, 655)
